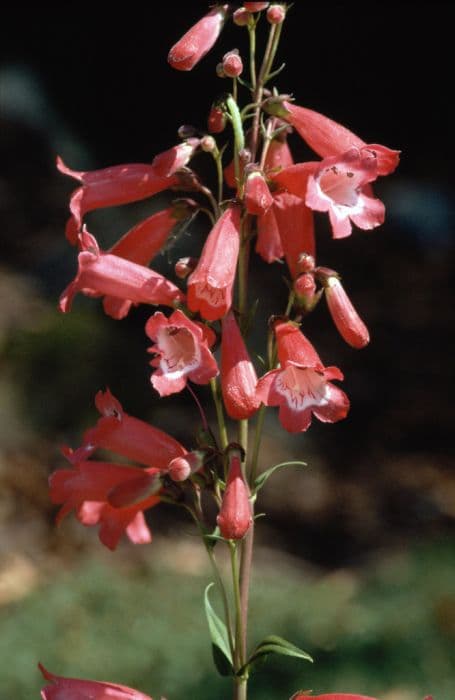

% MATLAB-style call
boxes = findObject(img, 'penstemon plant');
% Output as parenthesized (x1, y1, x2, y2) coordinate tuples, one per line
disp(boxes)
(37, 4, 423, 700)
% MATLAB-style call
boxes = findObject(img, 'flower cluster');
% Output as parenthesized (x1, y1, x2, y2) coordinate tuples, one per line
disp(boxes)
(41, 5, 410, 700)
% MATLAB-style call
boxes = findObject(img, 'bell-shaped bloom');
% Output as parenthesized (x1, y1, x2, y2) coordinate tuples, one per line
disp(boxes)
(59, 230, 184, 315)
(168, 5, 228, 71)
(324, 276, 370, 349)
(256, 321, 349, 433)
(221, 312, 260, 419)
(280, 101, 400, 176)
(306, 148, 385, 239)
(243, 170, 274, 215)
(151, 139, 199, 177)
(187, 204, 241, 321)
(57, 156, 178, 244)
(103, 200, 196, 319)
(39, 663, 153, 699)
(291, 694, 378, 700)
(63, 388, 187, 468)
(272, 192, 315, 278)
(145, 309, 218, 396)
(256, 204, 284, 263)
(217, 451, 252, 540)
(49, 460, 161, 550)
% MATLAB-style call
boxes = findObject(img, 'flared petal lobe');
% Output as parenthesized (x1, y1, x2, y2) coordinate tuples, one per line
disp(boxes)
(145, 309, 218, 396)
(168, 5, 228, 71)
(39, 663, 153, 699)
(221, 312, 260, 419)
(187, 204, 241, 321)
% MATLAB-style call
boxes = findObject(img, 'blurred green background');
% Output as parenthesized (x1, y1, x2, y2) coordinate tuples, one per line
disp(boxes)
(1, 2, 454, 698)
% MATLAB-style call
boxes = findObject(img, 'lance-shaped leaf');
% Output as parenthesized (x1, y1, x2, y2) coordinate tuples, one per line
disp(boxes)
(204, 583, 234, 677)
(239, 634, 313, 676)
(253, 460, 307, 493)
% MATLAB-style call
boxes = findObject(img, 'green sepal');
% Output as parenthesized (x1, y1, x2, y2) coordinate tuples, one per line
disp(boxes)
(253, 460, 307, 493)
(204, 583, 234, 677)
(238, 635, 313, 676)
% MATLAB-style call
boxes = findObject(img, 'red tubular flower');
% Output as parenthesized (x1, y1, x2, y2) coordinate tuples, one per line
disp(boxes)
(168, 5, 228, 71)
(63, 388, 187, 468)
(208, 105, 227, 133)
(324, 276, 370, 348)
(244, 170, 274, 215)
(272, 192, 315, 278)
(151, 139, 199, 177)
(256, 204, 284, 263)
(49, 460, 161, 549)
(281, 101, 400, 176)
(59, 230, 184, 315)
(57, 157, 178, 244)
(39, 663, 153, 699)
(263, 133, 294, 173)
(221, 311, 260, 419)
(256, 321, 349, 433)
(187, 204, 241, 321)
(306, 148, 385, 239)
(145, 309, 219, 396)
(270, 161, 319, 199)
(217, 451, 252, 540)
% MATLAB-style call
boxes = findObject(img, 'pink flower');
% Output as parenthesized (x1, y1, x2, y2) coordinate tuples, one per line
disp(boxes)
(103, 200, 196, 319)
(256, 204, 284, 263)
(151, 140, 199, 177)
(324, 276, 370, 348)
(217, 451, 252, 540)
(272, 192, 315, 278)
(244, 2, 269, 11)
(208, 105, 227, 133)
(281, 101, 400, 176)
(244, 170, 274, 215)
(263, 132, 294, 173)
(187, 204, 241, 321)
(306, 148, 385, 239)
(145, 309, 218, 396)
(63, 388, 187, 468)
(221, 311, 260, 419)
(57, 156, 178, 244)
(256, 321, 349, 432)
(168, 5, 228, 71)
(39, 663, 152, 699)
(49, 460, 161, 550)
(59, 229, 184, 315)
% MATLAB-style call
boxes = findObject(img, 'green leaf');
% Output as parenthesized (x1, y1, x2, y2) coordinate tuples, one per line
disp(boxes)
(253, 461, 307, 492)
(204, 583, 234, 677)
(239, 635, 313, 676)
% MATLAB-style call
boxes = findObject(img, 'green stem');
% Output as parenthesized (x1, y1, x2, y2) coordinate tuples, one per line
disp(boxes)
(248, 23, 257, 90)
(226, 94, 245, 186)
(210, 377, 229, 451)
(230, 541, 245, 670)
(250, 405, 266, 484)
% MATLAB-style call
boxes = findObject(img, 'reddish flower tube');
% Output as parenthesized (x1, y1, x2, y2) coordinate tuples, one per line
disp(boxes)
(221, 311, 260, 419)
(272, 192, 315, 278)
(187, 203, 241, 321)
(39, 663, 153, 699)
(217, 451, 252, 540)
(324, 276, 370, 349)
(168, 5, 228, 71)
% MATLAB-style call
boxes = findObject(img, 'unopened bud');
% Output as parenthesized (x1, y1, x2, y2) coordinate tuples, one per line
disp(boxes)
(217, 451, 252, 540)
(244, 170, 274, 215)
(201, 135, 217, 153)
(294, 273, 317, 311)
(233, 8, 253, 25)
(324, 276, 370, 349)
(177, 124, 197, 139)
(208, 105, 226, 133)
(175, 256, 198, 279)
(297, 253, 316, 274)
(266, 4, 286, 24)
(239, 148, 252, 166)
(222, 50, 243, 78)
(244, 2, 269, 11)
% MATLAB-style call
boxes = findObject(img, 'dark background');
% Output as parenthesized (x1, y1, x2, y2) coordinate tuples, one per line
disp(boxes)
(1, 3, 454, 697)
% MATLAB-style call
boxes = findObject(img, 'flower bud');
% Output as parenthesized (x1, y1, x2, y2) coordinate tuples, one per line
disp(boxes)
(297, 253, 316, 274)
(294, 273, 316, 311)
(244, 2, 269, 11)
(168, 5, 228, 71)
(244, 170, 274, 215)
(168, 451, 203, 481)
(208, 105, 226, 133)
(233, 8, 253, 26)
(222, 50, 243, 78)
(201, 135, 217, 153)
(177, 124, 197, 139)
(324, 276, 370, 349)
(217, 452, 252, 540)
(266, 4, 286, 24)
(175, 256, 198, 279)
